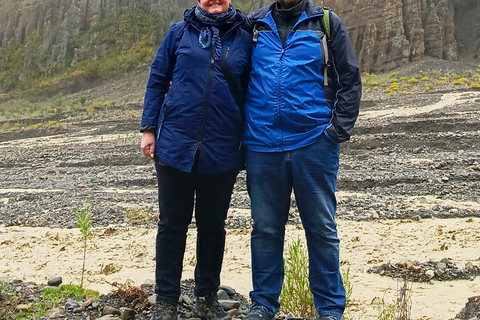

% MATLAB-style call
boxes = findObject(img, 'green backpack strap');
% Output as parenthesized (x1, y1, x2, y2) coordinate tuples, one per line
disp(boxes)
(322, 7, 331, 40)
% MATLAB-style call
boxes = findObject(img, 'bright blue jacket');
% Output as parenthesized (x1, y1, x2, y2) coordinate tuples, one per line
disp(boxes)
(244, 1, 361, 151)
(141, 8, 252, 174)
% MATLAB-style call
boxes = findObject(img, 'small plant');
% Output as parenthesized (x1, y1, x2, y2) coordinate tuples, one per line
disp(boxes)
(79, 95, 87, 106)
(125, 208, 156, 225)
(74, 204, 93, 288)
(341, 267, 354, 320)
(420, 76, 429, 81)
(373, 278, 412, 320)
(400, 91, 409, 95)
(375, 298, 397, 320)
(472, 82, 480, 88)
(408, 77, 418, 83)
(279, 237, 315, 318)
(395, 278, 412, 320)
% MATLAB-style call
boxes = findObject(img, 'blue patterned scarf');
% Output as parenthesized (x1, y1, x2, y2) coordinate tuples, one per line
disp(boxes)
(195, 5, 237, 61)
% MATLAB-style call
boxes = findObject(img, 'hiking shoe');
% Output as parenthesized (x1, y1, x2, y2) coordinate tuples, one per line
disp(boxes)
(316, 315, 342, 320)
(244, 302, 275, 320)
(151, 300, 178, 320)
(194, 293, 231, 320)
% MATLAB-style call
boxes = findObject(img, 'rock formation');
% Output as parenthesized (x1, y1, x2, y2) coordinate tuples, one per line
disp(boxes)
(0, 0, 479, 79)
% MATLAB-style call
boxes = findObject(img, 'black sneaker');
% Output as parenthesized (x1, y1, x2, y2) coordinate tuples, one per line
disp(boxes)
(151, 300, 178, 320)
(316, 315, 342, 320)
(194, 294, 231, 320)
(244, 302, 275, 320)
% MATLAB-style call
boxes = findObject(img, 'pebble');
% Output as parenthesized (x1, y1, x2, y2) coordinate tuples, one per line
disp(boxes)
(47, 277, 62, 286)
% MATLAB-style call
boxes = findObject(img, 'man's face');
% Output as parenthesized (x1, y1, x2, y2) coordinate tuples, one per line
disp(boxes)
(197, 0, 231, 14)
(277, 0, 302, 9)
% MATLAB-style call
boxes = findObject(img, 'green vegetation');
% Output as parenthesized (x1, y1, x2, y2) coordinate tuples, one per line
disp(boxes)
(74, 204, 93, 288)
(373, 278, 412, 320)
(0, 8, 160, 96)
(279, 238, 355, 319)
(125, 207, 157, 226)
(0, 282, 98, 320)
(279, 237, 315, 318)
(362, 69, 478, 98)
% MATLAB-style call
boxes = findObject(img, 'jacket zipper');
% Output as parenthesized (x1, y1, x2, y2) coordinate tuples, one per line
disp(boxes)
(189, 23, 240, 168)
(193, 54, 216, 166)
(157, 85, 177, 140)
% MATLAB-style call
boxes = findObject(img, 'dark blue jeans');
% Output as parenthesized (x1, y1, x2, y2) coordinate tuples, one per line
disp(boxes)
(246, 134, 345, 318)
(154, 163, 238, 305)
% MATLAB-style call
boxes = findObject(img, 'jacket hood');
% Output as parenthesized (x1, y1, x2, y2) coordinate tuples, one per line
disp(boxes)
(183, 6, 246, 30)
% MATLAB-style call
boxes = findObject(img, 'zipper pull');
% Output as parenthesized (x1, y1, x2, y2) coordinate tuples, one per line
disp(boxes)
(280, 49, 285, 60)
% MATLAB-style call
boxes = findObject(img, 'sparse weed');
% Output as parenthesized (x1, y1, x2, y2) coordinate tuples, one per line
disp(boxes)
(79, 95, 87, 106)
(125, 208, 156, 225)
(74, 204, 93, 288)
(279, 237, 315, 318)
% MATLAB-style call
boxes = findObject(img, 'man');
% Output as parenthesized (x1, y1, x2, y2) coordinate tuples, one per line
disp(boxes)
(243, 0, 361, 320)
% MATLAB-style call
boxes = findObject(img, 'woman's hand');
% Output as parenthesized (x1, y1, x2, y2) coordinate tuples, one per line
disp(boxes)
(140, 132, 155, 162)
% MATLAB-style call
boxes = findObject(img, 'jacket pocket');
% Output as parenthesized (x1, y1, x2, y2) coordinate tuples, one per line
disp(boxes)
(157, 85, 177, 140)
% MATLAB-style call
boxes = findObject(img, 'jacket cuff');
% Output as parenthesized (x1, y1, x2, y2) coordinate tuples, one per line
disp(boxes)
(140, 125, 157, 133)
(326, 125, 345, 143)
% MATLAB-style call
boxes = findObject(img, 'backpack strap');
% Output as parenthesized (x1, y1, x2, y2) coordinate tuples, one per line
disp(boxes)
(319, 7, 332, 86)
(321, 7, 331, 39)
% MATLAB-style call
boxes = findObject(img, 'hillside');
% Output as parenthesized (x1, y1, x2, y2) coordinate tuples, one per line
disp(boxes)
(0, 0, 479, 96)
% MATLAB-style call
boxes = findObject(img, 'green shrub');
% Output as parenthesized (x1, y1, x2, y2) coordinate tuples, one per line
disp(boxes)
(279, 237, 315, 318)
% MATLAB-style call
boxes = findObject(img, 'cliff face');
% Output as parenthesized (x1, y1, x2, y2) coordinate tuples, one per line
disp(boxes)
(0, 0, 479, 77)
(325, 0, 480, 72)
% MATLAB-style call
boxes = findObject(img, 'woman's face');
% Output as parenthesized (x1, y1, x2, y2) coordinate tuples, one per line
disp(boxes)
(197, 0, 231, 14)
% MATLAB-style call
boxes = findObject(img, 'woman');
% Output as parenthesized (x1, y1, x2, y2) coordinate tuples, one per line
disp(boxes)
(139, 0, 251, 320)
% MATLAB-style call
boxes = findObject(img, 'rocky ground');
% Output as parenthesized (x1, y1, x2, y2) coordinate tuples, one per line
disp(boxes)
(1, 59, 480, 319)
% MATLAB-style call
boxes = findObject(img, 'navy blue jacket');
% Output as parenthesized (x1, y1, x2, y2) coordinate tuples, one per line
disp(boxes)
(141, 8, 252, 174)
(244, 1, 361, 151)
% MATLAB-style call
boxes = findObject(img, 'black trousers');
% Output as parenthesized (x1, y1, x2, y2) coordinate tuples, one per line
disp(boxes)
(154, 163, 238, 304)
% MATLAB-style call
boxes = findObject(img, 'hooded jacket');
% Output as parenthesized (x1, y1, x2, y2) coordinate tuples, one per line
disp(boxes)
(244, 0, 361, 151)
(141, 8, 252, 174)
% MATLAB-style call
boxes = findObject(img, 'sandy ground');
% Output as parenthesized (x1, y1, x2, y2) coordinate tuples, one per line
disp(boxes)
(1, 217, 480, 319)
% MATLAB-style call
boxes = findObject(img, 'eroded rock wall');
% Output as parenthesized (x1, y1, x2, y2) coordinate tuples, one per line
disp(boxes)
(0, 0, 479, 74)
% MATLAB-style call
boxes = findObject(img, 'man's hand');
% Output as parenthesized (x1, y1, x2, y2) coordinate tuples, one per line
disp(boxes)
(140, 132, 155, 162)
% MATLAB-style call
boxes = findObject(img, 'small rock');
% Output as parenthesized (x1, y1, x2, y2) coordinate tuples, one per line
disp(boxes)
(219, 300, 240, 310)
(103, 306, 121, 316)
(65, 300, 80, 312)
(425, 270, 435, 279)
(120, 307, 136, 320)
(148, 294, 157, 305)
(16, 303, 33, 311)
(96, 316, 118, 320)
(286, 312, 295, 319)
(48, 277, 62, 287)
(228, 309, 240, 317)
(182, 294, 193, 306)
(218, 285, 236, 296)
(217, 289, 230, 301)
